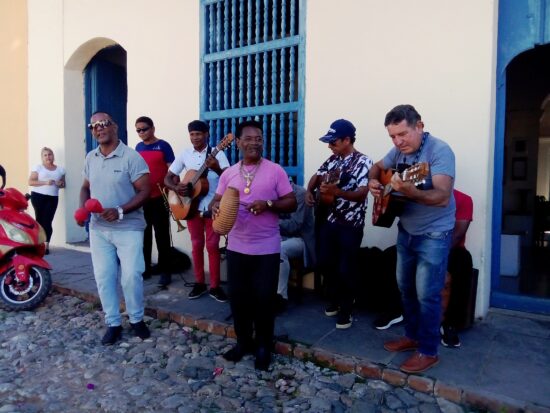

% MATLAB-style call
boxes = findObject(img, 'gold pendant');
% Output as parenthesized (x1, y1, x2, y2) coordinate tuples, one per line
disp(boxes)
(244, 187, 250, 194)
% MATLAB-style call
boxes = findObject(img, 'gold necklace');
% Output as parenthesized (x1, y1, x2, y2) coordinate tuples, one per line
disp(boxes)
(239, 159, 262, 194)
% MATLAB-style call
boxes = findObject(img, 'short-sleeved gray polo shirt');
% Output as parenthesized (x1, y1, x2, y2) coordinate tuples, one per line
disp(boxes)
(83, 141, 149, 231)
(382, 133, 455, 235)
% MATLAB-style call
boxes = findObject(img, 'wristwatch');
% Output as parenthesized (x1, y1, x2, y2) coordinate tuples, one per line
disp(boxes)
(116, 206, 124, 221)
(266, 200, 273, 208)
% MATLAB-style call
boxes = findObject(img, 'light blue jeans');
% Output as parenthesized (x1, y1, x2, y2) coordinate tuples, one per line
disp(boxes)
(396, 225, 452, 356)
(278, 237, 305, 299)
(90, 230, 145, 326)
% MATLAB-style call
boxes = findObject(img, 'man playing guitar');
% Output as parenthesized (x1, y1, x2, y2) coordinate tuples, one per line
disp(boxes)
(368, 104, 455, 374)
(305, 119, 373, 330)
(164, 120, 230, 302)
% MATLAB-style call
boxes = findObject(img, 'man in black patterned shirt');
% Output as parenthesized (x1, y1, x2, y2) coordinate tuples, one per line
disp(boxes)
(305, 119, 373, 329)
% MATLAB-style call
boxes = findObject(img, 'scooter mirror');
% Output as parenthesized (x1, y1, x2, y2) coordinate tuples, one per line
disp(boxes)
(0, 164, 5, 189)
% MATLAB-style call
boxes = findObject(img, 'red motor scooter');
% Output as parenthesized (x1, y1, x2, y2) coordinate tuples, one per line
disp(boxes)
(0, 165, 52, 311)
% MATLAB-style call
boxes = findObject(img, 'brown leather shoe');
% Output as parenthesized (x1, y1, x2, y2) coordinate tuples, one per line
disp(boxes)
(400, 352, 439, 373)
(383, 336, 419, 352)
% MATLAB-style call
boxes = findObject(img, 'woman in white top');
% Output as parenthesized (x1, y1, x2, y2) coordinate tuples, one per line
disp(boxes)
(28, 147, 66, 254)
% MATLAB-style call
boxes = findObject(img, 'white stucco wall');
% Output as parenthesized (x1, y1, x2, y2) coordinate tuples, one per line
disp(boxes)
(27, 0, 498, 317)
(0, 0, 28, 190)
(303, 0, 497, 317)
(28, 0, 65, 242)
(28, 0, 201, 254)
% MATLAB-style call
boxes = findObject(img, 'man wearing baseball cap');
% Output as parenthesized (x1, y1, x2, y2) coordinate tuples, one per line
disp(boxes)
(305, 119, 373, 329)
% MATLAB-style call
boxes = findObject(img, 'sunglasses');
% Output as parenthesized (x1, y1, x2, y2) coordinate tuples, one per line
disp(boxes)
(88, 119, 113, 130)
(136, 127, 151, 133)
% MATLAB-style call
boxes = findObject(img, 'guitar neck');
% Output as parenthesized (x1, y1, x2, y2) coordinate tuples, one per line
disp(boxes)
(380, 163, 428, 197)
(190, 148, 219, 186)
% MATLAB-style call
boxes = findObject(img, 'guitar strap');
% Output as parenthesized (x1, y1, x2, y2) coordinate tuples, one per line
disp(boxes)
(200, 145, 213, 178)
(397, 132, 429, 190)
(397, 132, 428, 170)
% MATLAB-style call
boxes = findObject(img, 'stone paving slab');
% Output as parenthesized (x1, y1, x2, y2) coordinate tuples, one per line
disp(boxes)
(44, 246, 550, 412)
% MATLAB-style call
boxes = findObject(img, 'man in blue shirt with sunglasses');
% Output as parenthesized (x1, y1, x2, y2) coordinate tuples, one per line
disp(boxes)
(79, 111, 151, 346)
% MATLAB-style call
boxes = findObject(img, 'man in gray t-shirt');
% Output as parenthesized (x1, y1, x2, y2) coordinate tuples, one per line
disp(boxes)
(368, 104, 455, 374)
(78, 111, 151, 346)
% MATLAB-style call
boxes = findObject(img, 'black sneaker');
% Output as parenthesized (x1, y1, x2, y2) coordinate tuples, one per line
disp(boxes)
(149, 264, 163, 275)
(142, 268, 152, 280)
(209, 287, 228, 303)
(440, 325, 461, 348)
(254, 346, 272, 371)
(373, 313, 404, 330)
(223, 343, 254, 362)
(130, 320, 151, 340)
(101, 326, 122, 345)
(336, 313, 352, 329)
(325, 304, 339, 317)
(157, 273, 171, 288)
(188, 283, 207, 299)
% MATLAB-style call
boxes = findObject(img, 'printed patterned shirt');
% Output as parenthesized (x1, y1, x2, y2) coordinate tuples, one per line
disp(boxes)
(316, 150, 373, 228)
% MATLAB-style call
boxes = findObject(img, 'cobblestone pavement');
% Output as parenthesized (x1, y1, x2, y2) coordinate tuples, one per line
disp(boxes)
(0, 293, 471, 413)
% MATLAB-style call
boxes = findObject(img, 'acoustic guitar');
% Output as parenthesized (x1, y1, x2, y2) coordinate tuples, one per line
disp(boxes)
(313, 168, 341, 221)
(372, 162, 429, 227)
(168, 133, 234, 220)
(316, 168, 341, 206)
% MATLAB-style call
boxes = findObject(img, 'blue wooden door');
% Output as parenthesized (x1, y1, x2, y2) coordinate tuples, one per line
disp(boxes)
(84, 46, 127, 153)
(493, 0, 550, 314)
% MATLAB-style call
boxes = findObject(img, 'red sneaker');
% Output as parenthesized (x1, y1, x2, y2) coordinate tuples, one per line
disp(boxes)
(400, 352, 439, 373)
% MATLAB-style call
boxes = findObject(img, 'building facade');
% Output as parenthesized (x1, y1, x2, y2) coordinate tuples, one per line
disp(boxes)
(0, 0, 28, 190)
(21, 0, 550, 317)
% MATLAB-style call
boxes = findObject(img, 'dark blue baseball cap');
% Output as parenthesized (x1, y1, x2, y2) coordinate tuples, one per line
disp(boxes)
(319, 119, 356, 143)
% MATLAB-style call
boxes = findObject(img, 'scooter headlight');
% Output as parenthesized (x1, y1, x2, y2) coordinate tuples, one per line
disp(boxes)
(0, 219, 33, 244)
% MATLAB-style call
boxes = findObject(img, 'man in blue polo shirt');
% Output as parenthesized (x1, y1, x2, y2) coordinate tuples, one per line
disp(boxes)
(368, 104, 455, 373)
(79, 111, 151, 346)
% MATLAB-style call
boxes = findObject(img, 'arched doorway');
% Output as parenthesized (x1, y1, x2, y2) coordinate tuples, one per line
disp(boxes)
(493, 0, 550, 314)
(63, 39, 126, 243)
(84, 45, 127, 152)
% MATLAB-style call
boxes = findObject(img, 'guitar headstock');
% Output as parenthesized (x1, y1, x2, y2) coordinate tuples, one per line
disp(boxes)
(216, 133, 235, 151)
(402, 162, 429, 186)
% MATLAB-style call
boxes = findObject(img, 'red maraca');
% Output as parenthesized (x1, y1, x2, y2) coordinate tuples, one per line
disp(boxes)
(74, 207, 90, 223)
(85, 198, 104, 213)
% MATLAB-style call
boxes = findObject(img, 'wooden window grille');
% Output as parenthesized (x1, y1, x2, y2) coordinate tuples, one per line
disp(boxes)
(200, 0, 306, 183)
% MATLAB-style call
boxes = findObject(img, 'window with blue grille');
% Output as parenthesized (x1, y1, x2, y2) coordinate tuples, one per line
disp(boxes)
(200, 0, 306, 184)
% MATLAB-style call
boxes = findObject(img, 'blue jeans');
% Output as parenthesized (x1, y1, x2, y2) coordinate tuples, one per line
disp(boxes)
(90, 230, 145, 326)
(396, 225, 452, 356)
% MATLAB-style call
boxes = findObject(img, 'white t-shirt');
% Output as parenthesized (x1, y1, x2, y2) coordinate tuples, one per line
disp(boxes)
(169, 146, 230, 212)
(31, 164, 65, 196)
